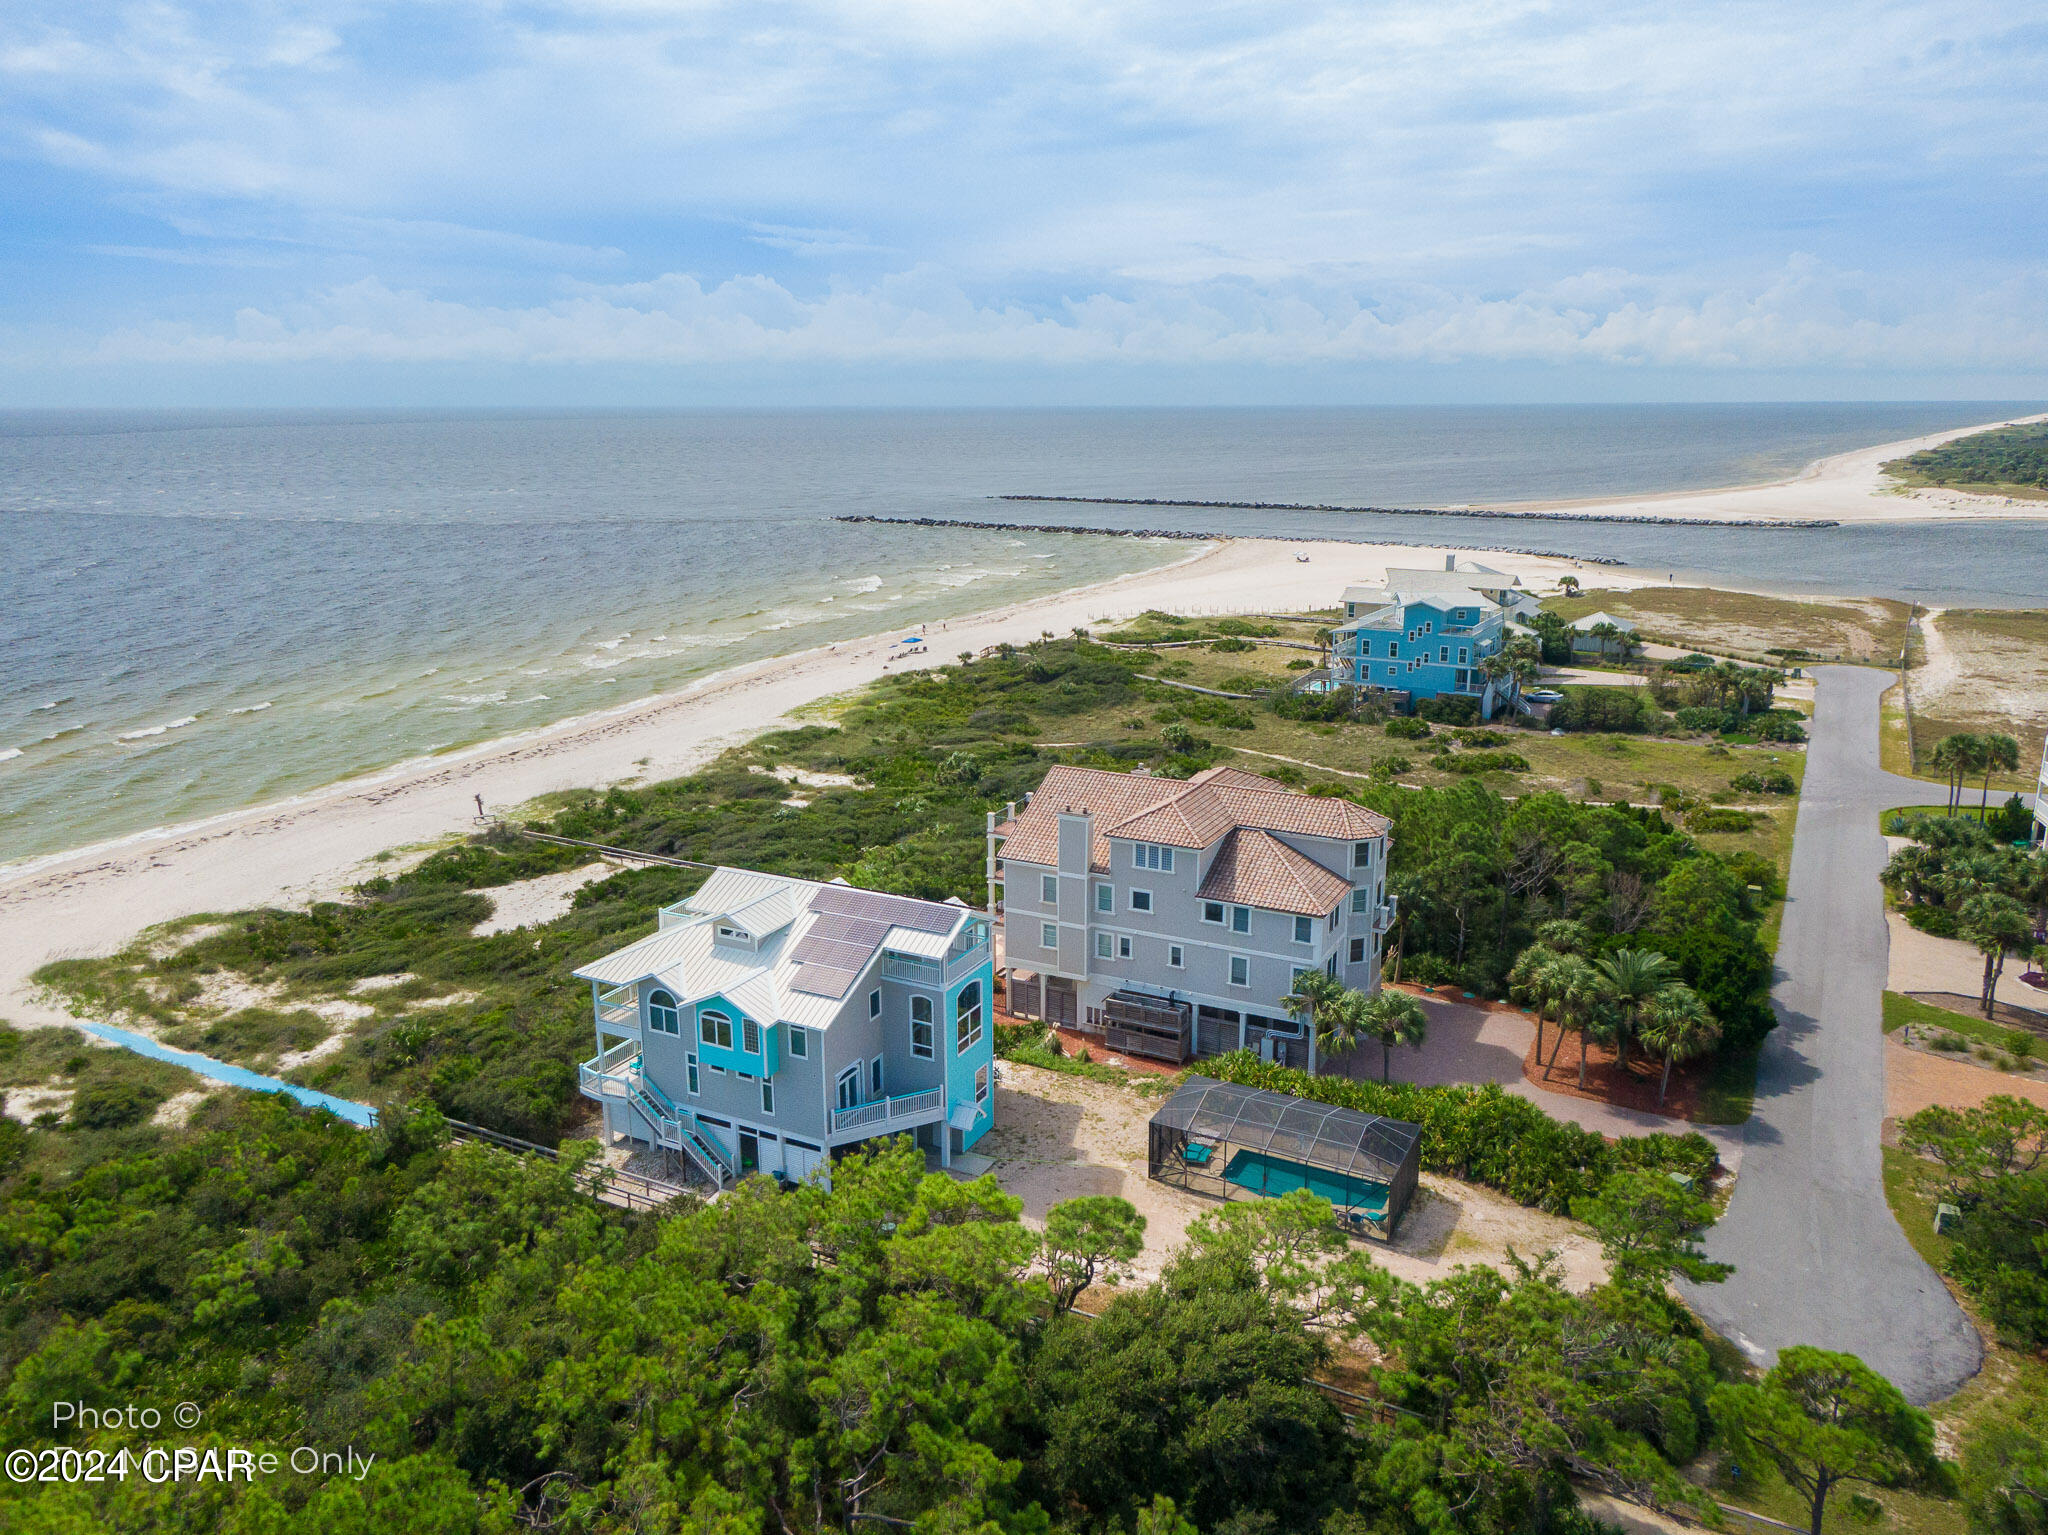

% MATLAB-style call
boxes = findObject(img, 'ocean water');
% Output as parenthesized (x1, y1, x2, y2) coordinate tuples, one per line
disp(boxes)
(3, 404, 2044, 868)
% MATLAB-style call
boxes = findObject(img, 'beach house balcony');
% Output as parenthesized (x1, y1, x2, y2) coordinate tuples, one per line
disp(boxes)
(830, 1085, 945, 1142)
(882, 933, 992, 988)
(594, 983, 641, 1035)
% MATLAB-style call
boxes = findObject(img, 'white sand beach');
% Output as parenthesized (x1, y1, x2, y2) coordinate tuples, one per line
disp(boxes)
(1510, 412, 2048, 522)
(0, 536, 1628, 1035)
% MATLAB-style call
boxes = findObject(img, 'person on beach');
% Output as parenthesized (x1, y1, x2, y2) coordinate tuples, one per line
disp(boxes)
(474, 793, 484, 818)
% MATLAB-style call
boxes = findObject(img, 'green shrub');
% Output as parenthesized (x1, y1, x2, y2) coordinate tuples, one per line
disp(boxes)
(1210, 637, 1256, 653)
(1385, 717, 1432, 740)
(69, 1080, 164, 1131)
(1413, 695, 1481, 725)
(1437, 750, 1531, 776)
(1905, 904, 1959, 938)
(1548, 687, 1656, 733)
(1676, 706, 1736, 733)
(1688, 808, 1756, 833)
(1203, 1051, 1717, 1213)
(1752, 711, 1807, 743)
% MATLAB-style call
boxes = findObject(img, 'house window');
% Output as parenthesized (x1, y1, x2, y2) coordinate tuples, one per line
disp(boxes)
(686, 1052, 699, 1094)
(1352, 888, 1371, 912)
(1133, 843, 1175, 872)
(1130, 889, 1152, 912)
(1353, 840, 1372, 868)
(869, 989, 881, 1019)
(1168, 944, 1184, 968)
(716, 924, 752, 945)
(1230, 906, 1250, 934)
(1229, 955, 1250, 987)
(1095, 931, 1113, 959)
(1202, 901, 1225, 924)
(1095, 884, 1113, 913)
(743, 1017, 761, 1056)
(761, 1079, 775, 1115)
(836, 1066, 861, 1111)
(1118, 936, 1132, 959)
(1294, 915, 1313, 944)
(956, 982, 984, 1053)
(1041, 874, 1057, 904)
(871, 1057, 883, 1097)
(1349, 938, 1367, 963)
(699, 1010, 734, 1050)
(975, 1065, 990, 1105)
(910, 996, 935, 1058)
(1439, 646, 1450, 664)
(788, 1025, 808, 1058)
(1329, 907, 1341, 929)
(648, 989, 681, 1035)
(1389, 641, 1400, 658)
(1458, 647, 1469, 664)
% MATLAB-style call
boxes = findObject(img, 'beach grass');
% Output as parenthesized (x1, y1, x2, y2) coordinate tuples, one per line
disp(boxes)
(1546, 586, 1912, 665)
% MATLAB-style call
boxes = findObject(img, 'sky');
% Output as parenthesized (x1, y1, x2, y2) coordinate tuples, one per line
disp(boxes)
(3, 1, 2047, 405)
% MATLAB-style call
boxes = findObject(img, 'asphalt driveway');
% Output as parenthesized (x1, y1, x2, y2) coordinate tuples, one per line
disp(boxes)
(1678, 666, 1982, 1404)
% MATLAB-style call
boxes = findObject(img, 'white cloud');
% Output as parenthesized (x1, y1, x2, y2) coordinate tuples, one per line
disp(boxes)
(48, 259, 2048, 374)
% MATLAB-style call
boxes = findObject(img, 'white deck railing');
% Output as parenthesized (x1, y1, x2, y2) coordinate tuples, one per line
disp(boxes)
(831, 1086, 944, 1137)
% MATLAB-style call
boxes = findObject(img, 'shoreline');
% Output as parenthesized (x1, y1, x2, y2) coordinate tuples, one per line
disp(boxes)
(1000, 410, 2048, 526)
(983, 499, 1836, 530)
(2, 534, 1640, 1036)
(6, 407, 2038, 1039)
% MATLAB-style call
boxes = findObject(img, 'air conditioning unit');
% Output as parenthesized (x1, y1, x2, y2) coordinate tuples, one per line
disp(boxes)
(1258, 1036, 1281, 1064)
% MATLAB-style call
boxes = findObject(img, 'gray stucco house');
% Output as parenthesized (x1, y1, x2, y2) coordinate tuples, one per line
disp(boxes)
(572, 868, 996, 1190)
(992, 765, 1394, 1072)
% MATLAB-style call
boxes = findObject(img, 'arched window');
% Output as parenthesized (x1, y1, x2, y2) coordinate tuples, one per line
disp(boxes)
(648, 990, 680, 1035)
(955, 982, 984, 1055)
(699, 1009, 734, 1050)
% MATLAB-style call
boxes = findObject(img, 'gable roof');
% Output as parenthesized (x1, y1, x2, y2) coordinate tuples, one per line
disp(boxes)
(994, 764, 1390, 873)
(1196, 828, 1353, 916)
(1569, 611, 1637, 633)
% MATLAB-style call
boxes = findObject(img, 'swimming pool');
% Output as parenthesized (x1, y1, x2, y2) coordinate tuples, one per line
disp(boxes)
(1222, 1148, 1390, 1217)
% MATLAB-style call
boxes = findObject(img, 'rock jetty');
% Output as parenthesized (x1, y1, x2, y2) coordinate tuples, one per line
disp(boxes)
(995, 494, 1835, 530)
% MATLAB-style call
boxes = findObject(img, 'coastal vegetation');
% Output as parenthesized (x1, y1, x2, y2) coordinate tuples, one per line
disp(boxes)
(1880, 811, 2048, 1016)
(1884, 419, 2048, 497)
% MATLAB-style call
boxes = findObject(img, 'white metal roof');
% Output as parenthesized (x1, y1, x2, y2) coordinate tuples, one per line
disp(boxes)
(573, 866, 975, 1031)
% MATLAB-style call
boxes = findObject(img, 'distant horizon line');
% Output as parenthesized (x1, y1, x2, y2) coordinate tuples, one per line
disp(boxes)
(4, 399, 2045, 416)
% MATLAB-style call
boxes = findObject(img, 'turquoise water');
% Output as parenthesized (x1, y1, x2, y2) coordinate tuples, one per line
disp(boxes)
(4, 404, 2043, 868)
(79, 1021, 378, 1125)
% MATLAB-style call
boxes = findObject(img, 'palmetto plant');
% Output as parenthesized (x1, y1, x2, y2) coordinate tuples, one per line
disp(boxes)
(1280, 969, 1346, 1037)
(1544, 953, 1603, 1083)
(1316, 987, 1376, 1061)
(1362, 990, 1429, 1082)
(1506, 944, 1563, 1064)
(1638, 985, 1719, 1108)
(1593, 947, 1682, 1069)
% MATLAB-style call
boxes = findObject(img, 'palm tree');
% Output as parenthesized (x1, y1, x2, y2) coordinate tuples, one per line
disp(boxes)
(1593, 948, 1682, 1070)
(1362, 991, 1429, 1082)
(1977, 733, 2021, 822)
(1543, 954, 1602, 1076)
(1317, 987, 1375, 1065)
(1638, 985, 1720, 1108)
(1506, 944, 1561, 1065)
(1281, 969, 1345, 1032)
(1559, 575, 1580, 596)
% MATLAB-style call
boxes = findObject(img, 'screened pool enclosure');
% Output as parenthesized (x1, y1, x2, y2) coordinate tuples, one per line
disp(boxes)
(1147, 1076, 1422, 1239)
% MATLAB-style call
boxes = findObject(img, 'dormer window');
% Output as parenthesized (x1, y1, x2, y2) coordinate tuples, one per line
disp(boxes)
(1132, 842, 1175, 872)
(715, 923, 754, 947)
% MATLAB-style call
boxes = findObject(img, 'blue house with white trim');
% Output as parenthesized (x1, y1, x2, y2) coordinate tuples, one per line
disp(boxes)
(1333, 583, 1514, 716)
(572, 868, 996, 1190)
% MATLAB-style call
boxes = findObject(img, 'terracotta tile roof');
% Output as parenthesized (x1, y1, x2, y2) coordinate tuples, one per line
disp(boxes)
(992, 765, 1186, 869)
(1196, 829, 1353, 916)
(993, 764, 1390, 873)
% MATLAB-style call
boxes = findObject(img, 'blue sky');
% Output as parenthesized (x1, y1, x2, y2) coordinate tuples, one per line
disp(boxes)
(4, 1, 2047, 404)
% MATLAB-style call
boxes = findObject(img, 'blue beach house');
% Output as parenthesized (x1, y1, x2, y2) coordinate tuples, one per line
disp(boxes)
(1333, 561, 1529, 718)
(572, 868, 996, 1189)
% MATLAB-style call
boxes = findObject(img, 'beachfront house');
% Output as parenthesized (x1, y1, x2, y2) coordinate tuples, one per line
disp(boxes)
(1339, 557, 1536, 622)
(572, 868, 996, 1190)
(993, 765, 1393, 1073)
(1331, 569, 1517, 717)
(1568, 611, 1639, 657)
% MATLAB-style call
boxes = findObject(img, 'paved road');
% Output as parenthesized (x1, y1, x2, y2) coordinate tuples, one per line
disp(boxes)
(1679, 666, 1982, 1404)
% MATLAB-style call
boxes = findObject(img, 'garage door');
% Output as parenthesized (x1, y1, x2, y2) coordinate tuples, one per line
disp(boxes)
(784, 1139, 825, 1184)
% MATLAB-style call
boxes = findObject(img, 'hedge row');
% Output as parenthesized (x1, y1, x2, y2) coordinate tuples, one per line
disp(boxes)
(1199, 1049, 1718, 1213)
